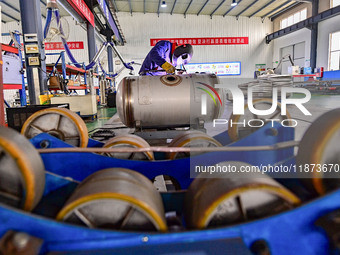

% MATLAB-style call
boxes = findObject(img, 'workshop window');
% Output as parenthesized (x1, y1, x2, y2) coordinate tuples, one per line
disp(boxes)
(331, 0, 340, 7)
(329, 31, 340, 71)
(280, 9, 307, 29)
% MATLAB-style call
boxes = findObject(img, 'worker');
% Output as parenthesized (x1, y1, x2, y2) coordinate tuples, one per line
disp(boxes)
(139, 40, 193, 75)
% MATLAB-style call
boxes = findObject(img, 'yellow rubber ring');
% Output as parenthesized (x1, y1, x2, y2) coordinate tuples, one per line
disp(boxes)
(56, 192, 167, 232)
(168, 135, 222, 160)
(21, 108, 88, 148)
(104, 140, 154, 160)
(310, 120, 340, 195)
(197, 184, 301, 229)
(0, 136, 37, 211)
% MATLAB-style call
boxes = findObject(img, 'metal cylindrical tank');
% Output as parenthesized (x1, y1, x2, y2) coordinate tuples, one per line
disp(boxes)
(116, 74, 225, 128)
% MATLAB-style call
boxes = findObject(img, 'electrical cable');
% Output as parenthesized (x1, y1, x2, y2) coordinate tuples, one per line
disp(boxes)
(43, 7, 134, 73)
(274, 54, 295, 72)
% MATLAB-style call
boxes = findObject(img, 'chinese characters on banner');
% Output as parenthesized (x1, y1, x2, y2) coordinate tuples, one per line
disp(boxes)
(44, 42, 84, 50)
(150, 37, 249, 46)
(65, 0, 95, 27)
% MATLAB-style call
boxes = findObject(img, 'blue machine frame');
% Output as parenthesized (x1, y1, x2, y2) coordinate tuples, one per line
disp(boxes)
(0, 123, 335, 254)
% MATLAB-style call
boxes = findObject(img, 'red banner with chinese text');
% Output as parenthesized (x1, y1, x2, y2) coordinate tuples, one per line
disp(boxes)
(44, 42, 84, 50)
(150, 37, 249, 46)
(65, 0, 95, 27)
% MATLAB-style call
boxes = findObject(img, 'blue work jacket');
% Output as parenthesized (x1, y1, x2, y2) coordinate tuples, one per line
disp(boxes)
(139, 41, 175, 75)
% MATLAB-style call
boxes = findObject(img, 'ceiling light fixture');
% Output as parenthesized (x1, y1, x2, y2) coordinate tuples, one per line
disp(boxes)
(161, 1, 167, 7)
(231, 0, 237, 6)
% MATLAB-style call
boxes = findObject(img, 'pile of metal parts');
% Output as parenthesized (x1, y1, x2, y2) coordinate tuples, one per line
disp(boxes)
(228, 74, 294, 101)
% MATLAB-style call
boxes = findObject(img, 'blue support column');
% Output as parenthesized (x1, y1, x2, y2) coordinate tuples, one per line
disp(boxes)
(310, 0, 319, 71)
(107, 42, 114, 74)
(100, 25, 114, 87)
(60, 52, 67, 80)
(87, 23, 96, 63)
(103, 26, 114, 74)
(19, 0, 48, 104)
(107, 35, 114, 88)
(87, 0, 96, 63)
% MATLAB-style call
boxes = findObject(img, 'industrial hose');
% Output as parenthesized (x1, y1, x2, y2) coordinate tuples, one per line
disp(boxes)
(44, 8, 53, 39)
(44, 7, 134, 72)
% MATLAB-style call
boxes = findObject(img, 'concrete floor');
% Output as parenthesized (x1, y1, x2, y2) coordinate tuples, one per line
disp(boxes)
(85, 106, 117, 132)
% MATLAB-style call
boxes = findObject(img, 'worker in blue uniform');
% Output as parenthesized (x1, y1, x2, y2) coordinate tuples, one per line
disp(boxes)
(139, 40, 193, 75)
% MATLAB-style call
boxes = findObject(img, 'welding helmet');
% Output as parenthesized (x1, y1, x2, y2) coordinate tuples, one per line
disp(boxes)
(173, 44, 193, 66)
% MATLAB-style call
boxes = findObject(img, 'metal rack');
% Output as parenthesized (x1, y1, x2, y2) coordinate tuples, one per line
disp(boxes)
(45, 51, 114, 104)
(0, 41, 26, 125)
(46, 52, 95, 92)
(1, 44, 26, 98)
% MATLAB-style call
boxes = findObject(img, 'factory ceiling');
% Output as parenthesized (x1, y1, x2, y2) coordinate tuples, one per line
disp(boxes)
(0, 0, 309, 24)
(0, 0, 70, 23)
(110, 0, 308, 19)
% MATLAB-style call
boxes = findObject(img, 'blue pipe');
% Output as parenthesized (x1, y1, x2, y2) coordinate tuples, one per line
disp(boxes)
(54, 9, 97, 70)
(45, 9, 132, 72)
(54, 9, 83, 68)
(44, 8, 53, 39)
(4, 100, 10, 108)
(124, 62, 134, 70)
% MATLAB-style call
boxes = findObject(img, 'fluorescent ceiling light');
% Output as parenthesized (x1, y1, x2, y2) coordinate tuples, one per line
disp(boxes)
(161, 1, 167, 7)
(231, 0, 237, 6)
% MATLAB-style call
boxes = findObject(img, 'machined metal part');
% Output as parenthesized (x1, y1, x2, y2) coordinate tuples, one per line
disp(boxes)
(0, 127, 45, 211)
(296, 108, 340, 195)
(0, 231, 43, 255)
(134, 128, 204, 141)
(108, 42, 127, 65)
(227, 74, 293, 101)
(21, 107, 88, 147)
(116, 74, 225, 129)
(47, 0, 58, 9)
(185, 161, 300, 229)
(57, 168, 167, 232)
(167, 131, 222, 159)
(228, 99, 291, 141)
(103, 134, 154, 160)
(92, 43, 108, 64)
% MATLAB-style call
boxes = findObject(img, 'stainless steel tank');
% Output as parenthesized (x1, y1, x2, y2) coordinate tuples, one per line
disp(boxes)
(116, 74, 225, 128)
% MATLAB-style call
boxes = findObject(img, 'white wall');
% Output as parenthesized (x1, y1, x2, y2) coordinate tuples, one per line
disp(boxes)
(272, 14, 340, 72)
(317, 14, 340, 71)
(272, 28, 311, 72)
(272, 3, 312, 32)
(115, 12, 273, 83)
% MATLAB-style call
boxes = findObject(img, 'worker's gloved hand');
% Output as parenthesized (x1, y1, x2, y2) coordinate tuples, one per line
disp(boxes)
(161, 62, 176, 74)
